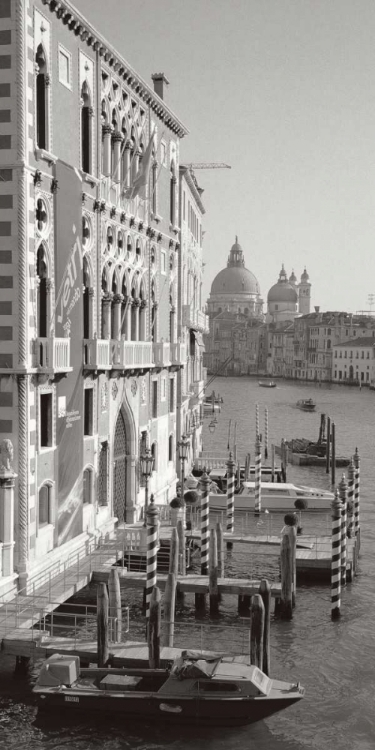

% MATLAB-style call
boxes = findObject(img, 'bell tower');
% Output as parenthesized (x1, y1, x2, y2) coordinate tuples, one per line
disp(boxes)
(298, 268, 311, 315)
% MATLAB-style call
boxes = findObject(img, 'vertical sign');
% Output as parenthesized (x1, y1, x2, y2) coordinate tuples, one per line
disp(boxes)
(54, 161, 84, 545)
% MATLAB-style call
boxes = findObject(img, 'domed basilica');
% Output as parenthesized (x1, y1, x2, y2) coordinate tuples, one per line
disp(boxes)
(207, 237, 264, 319)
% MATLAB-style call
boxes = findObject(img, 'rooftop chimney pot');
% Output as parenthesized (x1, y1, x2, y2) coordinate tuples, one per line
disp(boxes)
(151, 73, 170, 100)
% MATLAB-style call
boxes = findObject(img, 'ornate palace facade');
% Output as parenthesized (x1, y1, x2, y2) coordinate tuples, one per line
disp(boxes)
(0, 0, 206, 594)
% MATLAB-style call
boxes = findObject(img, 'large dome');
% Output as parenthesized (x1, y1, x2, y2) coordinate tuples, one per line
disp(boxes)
(268, 265, 298, 304)
(210, 238, 260, 296)
(211, 266, 260, 296)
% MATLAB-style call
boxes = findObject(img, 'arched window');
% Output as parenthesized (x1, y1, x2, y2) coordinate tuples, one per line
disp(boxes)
(151, 279, 157, 343)
(83, 256, 91, 339)
(39, 484, 51, 527)
(81, 82, 92, 174)
(168, 434, 173, 462)
(83, 467, 94, 504)
(151, 442, 157, 471)
(170, 160, 176, 226)
(35, 44, 48, 150)
(37, 244, 48, 337)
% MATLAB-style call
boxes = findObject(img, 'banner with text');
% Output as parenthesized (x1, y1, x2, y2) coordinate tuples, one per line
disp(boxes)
(54, 161, 84, 546)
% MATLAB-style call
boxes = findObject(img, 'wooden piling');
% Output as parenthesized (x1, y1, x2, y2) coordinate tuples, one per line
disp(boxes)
(271, 444, 275, 482)
(177, 519, 186, 577)
(148, 586, 161, 669)
(279, 533, 293, 619)
(326, 416, 331, 474)
(97, 582, 109, 667)
(162, 572, 176, 647)
(250, 594, 265, 670)
(331, 490, 342, 619)
(331, 422, 336, 485)
(339, 474, 347, 586)
(216, 522, 224, 579)
(353, 447, 360, 545)
(169, 526, 179, 579)
(347, 457, 355, 539)
(209, 528, 219, 614)
(226, 452, 236, 541)
(259, 580, 271, 676)
(255, 403, 260, 446)
(108, 568, 122, 643)
(254, 436, 262, 515)
(264, 407, 269, 460)
(199, 471, 210, 575)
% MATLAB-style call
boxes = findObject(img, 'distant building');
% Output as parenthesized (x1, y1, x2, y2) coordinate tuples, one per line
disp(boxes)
(332, 336, 375, 385)
(206, 238, 264, 320)
(266, 265, 311, 324)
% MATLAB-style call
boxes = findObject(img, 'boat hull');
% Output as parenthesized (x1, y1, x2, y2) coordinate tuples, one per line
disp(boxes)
(209, 492, 332, 511)
(35, 691, 301, 726)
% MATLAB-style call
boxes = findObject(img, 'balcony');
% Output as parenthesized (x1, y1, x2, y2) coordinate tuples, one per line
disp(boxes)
(196, 310, 209, 333)
(112, 340, 154, 370)
(83, 339, 111, 371)
(170, 342, 186, 366)
(153, 342, 171, 368)
(33, 337, 72, 373)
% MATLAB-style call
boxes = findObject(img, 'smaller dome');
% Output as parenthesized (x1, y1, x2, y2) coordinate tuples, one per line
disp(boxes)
(268, 265, 298, 304)
(301, 267, 309, 282)
(289, 270, 297, 284)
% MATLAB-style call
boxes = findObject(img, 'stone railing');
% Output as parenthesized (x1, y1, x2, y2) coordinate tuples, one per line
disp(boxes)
(112, 340, 154, 369)
(84, 338, 111, 369)
(153, 342, 171, 367)
(34, 337, 71, 371)
(170, 342, 186, 365)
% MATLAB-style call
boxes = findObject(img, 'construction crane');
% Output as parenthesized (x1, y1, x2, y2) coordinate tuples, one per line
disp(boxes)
(184, 162, 231, 169)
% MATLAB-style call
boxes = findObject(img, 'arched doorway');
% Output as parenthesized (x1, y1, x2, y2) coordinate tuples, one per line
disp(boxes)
(113, 409, 127, 522)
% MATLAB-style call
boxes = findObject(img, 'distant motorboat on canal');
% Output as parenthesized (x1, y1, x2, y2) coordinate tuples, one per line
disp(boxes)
(296, 399, 316, 412)
(259, 380, 277, 388)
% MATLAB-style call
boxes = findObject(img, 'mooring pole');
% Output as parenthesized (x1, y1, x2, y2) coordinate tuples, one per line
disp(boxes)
(331, 489, 342, 620)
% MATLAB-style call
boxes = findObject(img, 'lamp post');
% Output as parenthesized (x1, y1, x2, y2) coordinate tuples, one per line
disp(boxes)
(140, 446, 154, 527)
(208, 420, 216, 434)
(178, 433, 189, 506)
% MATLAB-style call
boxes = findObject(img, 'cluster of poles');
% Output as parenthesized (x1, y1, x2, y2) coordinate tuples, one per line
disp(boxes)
(331, 449, 361, 620)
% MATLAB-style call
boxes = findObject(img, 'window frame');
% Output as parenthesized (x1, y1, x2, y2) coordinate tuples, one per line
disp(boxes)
(58, 44, 72, 90)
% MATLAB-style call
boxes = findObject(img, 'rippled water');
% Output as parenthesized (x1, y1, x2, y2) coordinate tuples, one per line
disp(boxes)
(0, 378, 374, 750)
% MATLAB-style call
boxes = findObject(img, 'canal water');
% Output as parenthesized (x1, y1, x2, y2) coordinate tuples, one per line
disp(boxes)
(0, 378, 374, 750)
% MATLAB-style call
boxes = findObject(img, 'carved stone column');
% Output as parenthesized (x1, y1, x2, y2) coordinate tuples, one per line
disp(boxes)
(88, 286, 95, 339)
(102, 124, 112, 178)
(112, 293, 124, 340)
(126, 454, 137, 524)
(17, 376, 29, 573)
(140, 299, 147, 341)
(123, 141, 132, 188)
(133, 298, 141, 341)
(112, 133, 123, 184)
(0, 440, 17, 577)
(126, 299, 132, 341)
(101, 292, 113, 339)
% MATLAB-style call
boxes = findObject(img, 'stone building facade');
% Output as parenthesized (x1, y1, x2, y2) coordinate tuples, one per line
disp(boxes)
(0, 0, 196, 593)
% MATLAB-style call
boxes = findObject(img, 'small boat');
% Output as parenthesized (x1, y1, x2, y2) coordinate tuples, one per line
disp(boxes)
(33, 651, 304, 726)
(209, 481, 334, 511)
(259, 380, 277, 388)
(296, 399, 316, 412)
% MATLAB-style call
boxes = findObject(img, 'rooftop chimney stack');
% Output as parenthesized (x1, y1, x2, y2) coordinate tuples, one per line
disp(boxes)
(151, 73, 169, 100)
(314, 306, 320, 313)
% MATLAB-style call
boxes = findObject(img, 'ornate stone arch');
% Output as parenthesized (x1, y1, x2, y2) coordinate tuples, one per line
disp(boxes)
(111, 397, 137, 522)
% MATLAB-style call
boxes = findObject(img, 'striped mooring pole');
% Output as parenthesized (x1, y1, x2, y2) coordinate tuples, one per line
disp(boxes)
(353, 447, 360, 540)
(199, 471, 210, 575)
(226, 452, 236, 534)
(255, 403, 260, 445)
(264, 408, 269, 461)
(347, 457, 355, 538)
(331, 489, 342, 620)
(339, 474, 347, 586)
(145, 495, 159, 628)
(254, 435, 262, 515)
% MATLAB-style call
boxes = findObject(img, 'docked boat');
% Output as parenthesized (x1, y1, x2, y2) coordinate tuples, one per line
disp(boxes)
(296, 399, 316, 412)
(209, 481, 334, 511)
(259, 380, 277, 388)
(33, 651, 304, 726)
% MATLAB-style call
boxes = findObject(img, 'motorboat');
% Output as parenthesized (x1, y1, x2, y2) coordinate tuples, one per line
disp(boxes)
(33, 651, 304, 726)
(296, 399, 316, 412)
(209, 481, 334, 511)
(259, 380, 277, 388)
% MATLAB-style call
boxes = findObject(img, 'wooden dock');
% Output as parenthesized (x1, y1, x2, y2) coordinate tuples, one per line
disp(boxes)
(92, 570, 282, 597)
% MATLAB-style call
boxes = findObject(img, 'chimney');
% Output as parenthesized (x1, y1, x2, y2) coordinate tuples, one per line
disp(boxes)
(151, 73, 169, 100)
(314, 306, 320, 313)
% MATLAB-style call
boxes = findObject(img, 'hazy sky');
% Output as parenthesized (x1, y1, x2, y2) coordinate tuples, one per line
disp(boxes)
(74, 0, 375, 313)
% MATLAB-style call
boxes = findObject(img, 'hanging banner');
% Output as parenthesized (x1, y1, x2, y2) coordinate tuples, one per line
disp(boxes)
(53, 161, 84, 546)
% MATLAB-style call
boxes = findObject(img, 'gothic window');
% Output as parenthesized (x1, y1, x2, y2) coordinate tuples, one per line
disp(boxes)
(168, 434, 173, 462)
(35, 44, 48, 150)
(83, 467, 93, 504)
(81, 81, 92, 174)
(38, 484, 51, 526)
(36, 244, 48, 338)
(170, 160, 176, 226)
(83, 255, 91, 339)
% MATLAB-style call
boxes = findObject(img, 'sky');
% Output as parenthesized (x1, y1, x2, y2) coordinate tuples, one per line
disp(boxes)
(74, 0, 375, 313)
